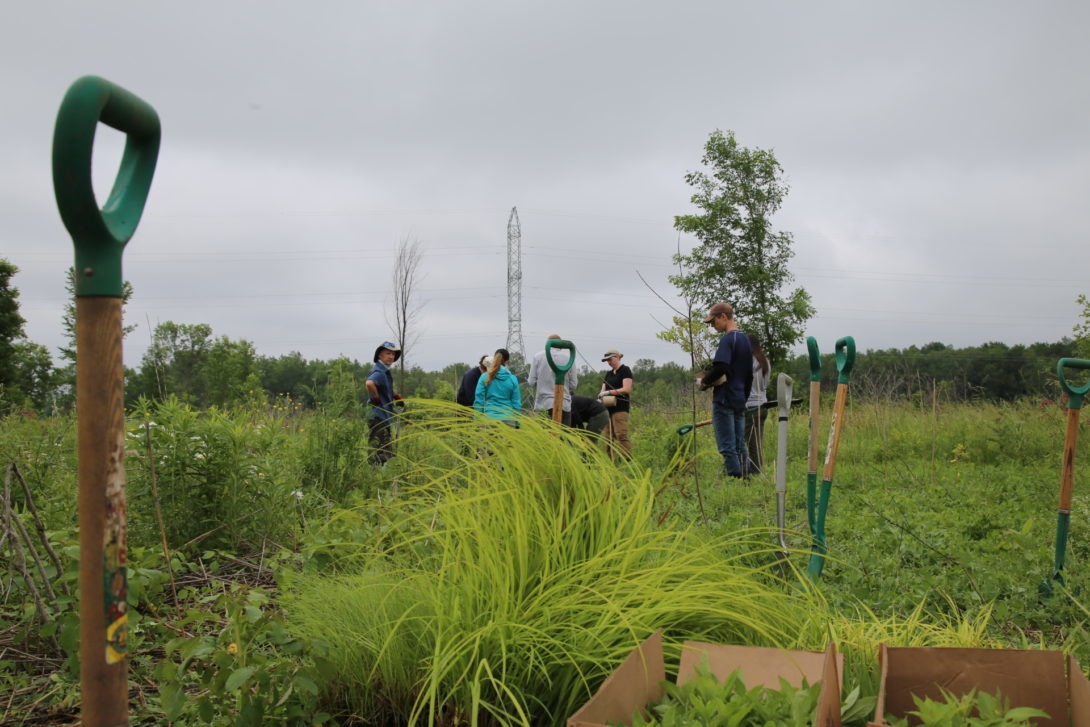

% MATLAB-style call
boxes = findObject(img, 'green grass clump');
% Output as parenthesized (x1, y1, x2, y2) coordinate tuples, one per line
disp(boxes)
(283, 402, 820, 726)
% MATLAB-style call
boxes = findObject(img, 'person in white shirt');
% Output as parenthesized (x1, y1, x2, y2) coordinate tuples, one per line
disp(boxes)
(527, 334, 579, 425)
(744, 333, 771, 476)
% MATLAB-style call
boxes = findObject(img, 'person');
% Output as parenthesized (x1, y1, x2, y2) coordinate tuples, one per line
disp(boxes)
(699, 303, 753, 478)
(474, 348, 522, 427)
(570, 394, 609, 438)
(527, 334, 578, 425)
(599, 349, 634, 460)
(366, 340, 402, 465)
(744, 333, 771, 476)
(457, 355, 488, 407)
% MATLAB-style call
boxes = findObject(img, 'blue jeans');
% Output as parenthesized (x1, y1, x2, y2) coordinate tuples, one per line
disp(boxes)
(712, 402, 747, 477)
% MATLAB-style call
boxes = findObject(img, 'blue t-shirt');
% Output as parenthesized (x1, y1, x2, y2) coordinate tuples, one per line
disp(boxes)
(367, 361, 395, 421)
(712, 330, 753, 411)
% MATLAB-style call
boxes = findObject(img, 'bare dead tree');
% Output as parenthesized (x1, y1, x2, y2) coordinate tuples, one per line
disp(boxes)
(386, 236, 424, 391)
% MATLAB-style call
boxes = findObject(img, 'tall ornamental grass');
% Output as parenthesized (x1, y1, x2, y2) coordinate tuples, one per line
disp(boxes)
(283, 401, 819, 726)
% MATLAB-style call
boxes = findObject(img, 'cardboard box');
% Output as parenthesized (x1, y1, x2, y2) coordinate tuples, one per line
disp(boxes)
(567, 630, 844, 727)
(868, 644, 1090, 727)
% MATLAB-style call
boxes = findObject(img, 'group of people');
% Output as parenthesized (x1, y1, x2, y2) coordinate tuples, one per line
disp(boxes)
(368, 300, 771, 476)
(455, 335, 634, 460)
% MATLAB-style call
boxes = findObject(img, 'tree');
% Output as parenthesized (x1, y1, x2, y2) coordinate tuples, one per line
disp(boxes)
(59, 266, 136, 364)
(136, 321, 213, 404)
(386, 236, 424, 390)
(0, 258, 27, 393)
(206, 336, 259, 407)
(11, 341, 55, 411)
(671, 130, 814, 364)
(1075, 294, 1090, 359)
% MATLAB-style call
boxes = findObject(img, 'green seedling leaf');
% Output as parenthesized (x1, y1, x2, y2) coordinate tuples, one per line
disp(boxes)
(225, 665, 257, 692)
(159, 683, 186, 721)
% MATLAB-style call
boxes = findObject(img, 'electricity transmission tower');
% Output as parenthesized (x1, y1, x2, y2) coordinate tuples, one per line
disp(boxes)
(506, 207, 525, 361)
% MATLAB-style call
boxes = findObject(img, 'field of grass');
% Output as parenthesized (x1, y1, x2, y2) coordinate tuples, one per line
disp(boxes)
(1, 392, 1087, 724)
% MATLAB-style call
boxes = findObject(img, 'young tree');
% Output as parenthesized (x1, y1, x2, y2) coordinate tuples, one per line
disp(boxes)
(386, 236, 424, 389)
(59, 266, 136, 364)
(671, 129, 814, 364)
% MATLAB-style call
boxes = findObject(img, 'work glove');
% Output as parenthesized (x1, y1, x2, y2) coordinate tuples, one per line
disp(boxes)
(393, 394, 403, 401)
(695, 377, 709, 391)
(370, 397, 382, 407)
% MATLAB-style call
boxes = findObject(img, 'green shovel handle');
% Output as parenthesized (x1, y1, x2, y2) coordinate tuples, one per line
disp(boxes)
(676, 423, 694, 436)
(545, 339, 575, 385)
(53, 75, 161, 297)
(835, 336, 856, 385)
(1058, 358, 1090, 410)
(806, 336, 821, 382)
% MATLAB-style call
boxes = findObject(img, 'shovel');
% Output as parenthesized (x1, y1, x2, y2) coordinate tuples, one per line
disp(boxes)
(807, 336, 855, 580)
(53, 76, 160, 727)
(545, 339, 575, 424)
(1041, 357, 1090, 596)
(775, 373, 793, 562)
(804, 336, 822, 543)
(676, 418, 712, 436)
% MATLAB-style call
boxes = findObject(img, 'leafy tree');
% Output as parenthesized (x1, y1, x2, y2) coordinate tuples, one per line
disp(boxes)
(206, 335, 259, 408)
(670, 129, 814, 364)
(0, 258, 27, 393)
(136, 321, 213, 404)
(258, 351, 319, 405)
(11, 341, 56, 411)
(1075, 294, 1090, 359)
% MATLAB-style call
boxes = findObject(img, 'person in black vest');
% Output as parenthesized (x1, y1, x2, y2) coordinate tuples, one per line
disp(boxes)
(599, 349, 634, 460)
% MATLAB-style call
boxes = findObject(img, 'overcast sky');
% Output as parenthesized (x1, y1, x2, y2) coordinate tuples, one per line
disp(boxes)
(3, 2, 1088, 372)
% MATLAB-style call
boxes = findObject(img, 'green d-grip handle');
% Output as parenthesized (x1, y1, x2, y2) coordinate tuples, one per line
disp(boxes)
(835, 336, 856, 385)
(806, 336, 821, 382)
(1058, 358, 1090, 410)
(53, 75, 161, 297)
(676, 423, 694, 436)
(545, 339, 575, 385)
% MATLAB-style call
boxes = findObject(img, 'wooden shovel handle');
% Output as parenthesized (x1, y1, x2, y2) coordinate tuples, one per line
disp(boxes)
(553, 384, 564, 423)
(822, 382, 849, 481)
(77, 297, 128, 726)
(807, 380, 821, 474)
(1059, 407, 1080, 512)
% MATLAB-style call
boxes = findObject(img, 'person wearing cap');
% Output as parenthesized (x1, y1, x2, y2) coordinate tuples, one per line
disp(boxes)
(599, 349, 634, 460)
(527, 334, 579, 425)
(699, 303, 753, 478)
(366, 341, 402, 465)
(457, 355, 488, 407)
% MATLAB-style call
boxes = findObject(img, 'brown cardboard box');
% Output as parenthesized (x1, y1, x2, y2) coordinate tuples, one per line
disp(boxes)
(868, 644, 1090, 727)
(567, 630, 844, 727)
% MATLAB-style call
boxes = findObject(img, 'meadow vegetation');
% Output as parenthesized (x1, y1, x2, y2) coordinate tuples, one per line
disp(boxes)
(1, 383, 1088, 725)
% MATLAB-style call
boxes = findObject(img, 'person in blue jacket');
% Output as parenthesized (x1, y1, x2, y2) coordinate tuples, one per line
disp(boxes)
(474, 348, 522, 427)
(366, 341, 402, 464)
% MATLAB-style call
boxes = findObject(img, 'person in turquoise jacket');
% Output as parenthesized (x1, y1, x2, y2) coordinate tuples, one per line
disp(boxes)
(474, 348, 522, 427)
